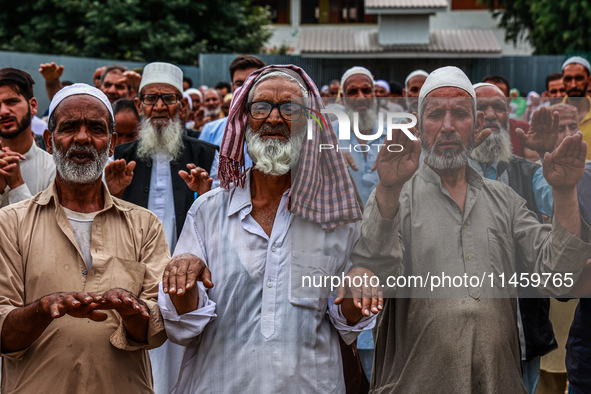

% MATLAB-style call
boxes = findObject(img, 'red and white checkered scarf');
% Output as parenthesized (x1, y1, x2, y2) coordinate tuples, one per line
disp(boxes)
(219, 64, 362, 231)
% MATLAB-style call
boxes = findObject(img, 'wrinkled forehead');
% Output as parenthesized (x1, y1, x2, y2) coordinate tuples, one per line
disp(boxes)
(250, 76, 306, 101)
(422, 87, 474, 112)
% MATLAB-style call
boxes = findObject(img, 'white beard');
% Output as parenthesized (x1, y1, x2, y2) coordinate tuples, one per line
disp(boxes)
(245, 123, 305, 176)
(422, 133, 474, 171)
(345, 102, 378, 133)
(204, 105, 221, 117)
(137, 115, 184, 161)
(470, 120, 513, 164)
(53, 140, 110, 184)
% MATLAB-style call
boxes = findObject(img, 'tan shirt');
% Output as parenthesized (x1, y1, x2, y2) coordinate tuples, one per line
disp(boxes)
(353, 164, 591, 394)
(0, 182, 169, 394)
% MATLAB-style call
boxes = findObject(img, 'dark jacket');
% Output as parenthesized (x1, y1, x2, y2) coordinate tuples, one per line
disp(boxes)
(114, 134, 218, 237)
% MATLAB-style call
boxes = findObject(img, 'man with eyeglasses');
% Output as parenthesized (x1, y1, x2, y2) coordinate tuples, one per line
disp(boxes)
(105, 62, 219, 393)
(158, 65, 380, 393)
(561, 56, 591, 159)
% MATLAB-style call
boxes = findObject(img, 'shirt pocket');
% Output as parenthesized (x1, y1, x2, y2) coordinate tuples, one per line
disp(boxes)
(488, 227, 516, 294)
(289, 252, 338, 311)
(110, 258, 146, 296)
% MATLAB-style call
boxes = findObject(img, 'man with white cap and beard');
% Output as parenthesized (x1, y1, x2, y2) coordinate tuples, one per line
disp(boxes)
(105, 61, 219, 394)
(158, 65, 380, 393)
(352, 66, 591, 393)
(470, 82, 556, 393)
(0, 84, 168, 393)
(561, 56, 591, 159)
(403, 69, 429, 113)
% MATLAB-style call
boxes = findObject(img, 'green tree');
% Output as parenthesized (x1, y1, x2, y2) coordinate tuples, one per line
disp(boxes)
(0, 0, 272, 63)
(483, 0, 591, 54)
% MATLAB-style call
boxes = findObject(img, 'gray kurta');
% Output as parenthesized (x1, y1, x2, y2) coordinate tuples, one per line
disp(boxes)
(353, 164, 591, 394)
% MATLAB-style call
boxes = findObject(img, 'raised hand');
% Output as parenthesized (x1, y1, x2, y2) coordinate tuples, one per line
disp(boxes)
(543, 130, 587, 190)
(335, 267, 383, 324)
(516, 107, 560, 155)
(0, 147, 26, 189)
(38, 62, 64, 82)
(474, 127, 493, 148)
(105, 159, 135, 198)
(375, 127, 421, 189)
(38, 291, 106, 321)
(163, 253, 213, 314)
(342, 152, 358, 171)
(179, 163, 213, 195)
(120, 71, 142, 92)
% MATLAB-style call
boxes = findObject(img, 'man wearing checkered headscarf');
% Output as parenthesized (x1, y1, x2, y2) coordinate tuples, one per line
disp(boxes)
(158, 65, 380, 393)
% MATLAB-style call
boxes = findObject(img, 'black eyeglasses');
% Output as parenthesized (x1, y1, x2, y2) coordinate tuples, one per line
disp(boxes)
(247, 101, 306, 121)
(140, 93, 181, 106)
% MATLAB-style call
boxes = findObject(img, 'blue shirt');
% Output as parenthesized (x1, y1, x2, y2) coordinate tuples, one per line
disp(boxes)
(200, 117, 253, 169)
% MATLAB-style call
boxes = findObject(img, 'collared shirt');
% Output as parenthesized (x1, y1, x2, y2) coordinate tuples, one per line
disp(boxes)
(199, 117, 253, 169)
(0, 141, 55, 208)
(158, 171, 375, 394)
(148, 151, 220, 253)
(469, 158, 553, 217)
(353, 164, 591, 394)
(0, 182, 168, 394)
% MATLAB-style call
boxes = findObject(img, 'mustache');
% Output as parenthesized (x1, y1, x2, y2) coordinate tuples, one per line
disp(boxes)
(433, 134, 464, 146)
(66, 143, 99, 160)
(257, 123, 290, 139)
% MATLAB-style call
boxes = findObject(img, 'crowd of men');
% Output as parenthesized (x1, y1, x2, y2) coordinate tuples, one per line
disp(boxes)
(0, 53, 589, 394)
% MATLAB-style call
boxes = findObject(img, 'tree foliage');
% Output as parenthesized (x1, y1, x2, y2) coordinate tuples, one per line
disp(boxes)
(483, 0, 591, 54)
(0, 0, 272, 63)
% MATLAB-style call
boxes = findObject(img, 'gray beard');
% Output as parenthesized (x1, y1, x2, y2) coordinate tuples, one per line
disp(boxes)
(137, 115, 184, 161)
(53, 140, 110, 184)
(344, 104, 378, 133)
(205, 106, 221, 117)
(422, 133, 474, 171)
(470, 121, 513, 164)
(245, 123, 305, 176)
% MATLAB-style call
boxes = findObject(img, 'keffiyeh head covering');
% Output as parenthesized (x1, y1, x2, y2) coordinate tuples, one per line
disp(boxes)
(219, 64, 362, 231)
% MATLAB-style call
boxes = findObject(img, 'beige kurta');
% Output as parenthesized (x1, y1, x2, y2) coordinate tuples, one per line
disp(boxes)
(0, 182, 169, 394)
(353, 165, 591, 394)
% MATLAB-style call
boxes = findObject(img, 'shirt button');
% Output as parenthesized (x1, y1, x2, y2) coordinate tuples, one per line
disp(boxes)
(82, 269, 88, 275)
(271, 243, 277, 252)
(462, 224, 467, 229)
(267, 280, 273, 288)
(466, 254, 471, 260)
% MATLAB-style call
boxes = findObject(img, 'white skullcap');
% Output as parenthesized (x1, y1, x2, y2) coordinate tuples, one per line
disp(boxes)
(418, 66, 475, 113)
(182, 92, 192, 111)
(185, 88, 203, 101)
(48, 83, 113, 121)
(375, 80, 390, 93)
(562, 56, 591, 73)
(405, 69, 429, 88)
(473, 82, 505, 96)
(340, 66, 374, 91)
(139, 62, 183, 94)
(320, 85, 329, 94)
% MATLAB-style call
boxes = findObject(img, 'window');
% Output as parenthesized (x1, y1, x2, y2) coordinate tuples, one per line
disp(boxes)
(254, 0, 290, 24)
(301, 0, 376, 24)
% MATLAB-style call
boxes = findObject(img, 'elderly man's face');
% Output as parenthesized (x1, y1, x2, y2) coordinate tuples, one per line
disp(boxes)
(405, 75, 427, 98)
(189, 93, 202, 112)
(343, 75, 374, 113)
(421, 87, 481, 170)
(328, 83, 340, 97)
(204, 90, 221, 113)
(136, 83, 184, 131)
(45, 95, 114, 184)
(563, 64, 589, 98)
(101, 70, 130, 104)
(476, 86, 508, 134)
(375, 85, 389, 98)
(114, 109, 139, 146)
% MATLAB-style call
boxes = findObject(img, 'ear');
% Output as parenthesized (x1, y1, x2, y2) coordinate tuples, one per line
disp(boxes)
(134, 96, 143, 115)
(402, 89, 407, 97)
(109, 132, 118, 156)
(43, 129, 53, 154)
(475, 110, 485, 134)
(29, 97, 38, 117)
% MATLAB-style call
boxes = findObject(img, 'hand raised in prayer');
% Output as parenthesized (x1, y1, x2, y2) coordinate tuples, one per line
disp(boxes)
(97, 288, 150, 319)
(38, 291, 107, 321)
(516, 107, 560, 155)
(542, 130, 587, 190)
(473, 126, 493, 148)
(179, 163, 213, 195)
(0, 147, 26, 189)
(120, 71, 142, 92)
(335, 267, 383, 325)
(342, 152, 358, 171)
(105, 159, 135, 198)
(38, 62, 64, 82)
(163, 253, 214, 315)
(374, 127, 421, 189)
